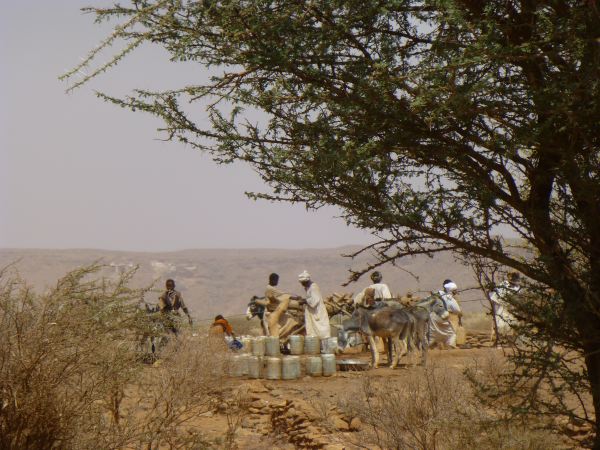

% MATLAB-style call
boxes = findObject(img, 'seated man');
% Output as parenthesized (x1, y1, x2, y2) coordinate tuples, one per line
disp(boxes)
(210, 315, 242, 350)
(255, 273, 301, 338)
(211, 314, 235, 337)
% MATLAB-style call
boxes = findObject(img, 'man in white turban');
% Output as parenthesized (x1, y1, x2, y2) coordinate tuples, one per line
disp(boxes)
(429, 279, 463, 349)
(298, 271, 331, 339)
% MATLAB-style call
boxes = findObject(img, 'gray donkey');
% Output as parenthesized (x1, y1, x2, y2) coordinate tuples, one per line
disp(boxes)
(340, 295, 449, 368)
(404, 294, 450, 366)
(342, 305, 414, 369)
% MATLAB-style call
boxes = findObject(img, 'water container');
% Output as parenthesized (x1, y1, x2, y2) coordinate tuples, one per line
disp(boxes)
(299, 355, 308, 377)
(321, 354, 336, 377)
(289, 335, 304, 355)
(304, 336, 320, 355)
(252, 337, 266, 357)
(320, 337, 338, 354)
(265, 336, 280, 356)
(247, 355, 262, 379)
(241, 336, 253, 354)
(282, 356, 301, 380)
(306, 356, 323, 376)
(265, 357, 282, 380)
(229, 354, 248, 377)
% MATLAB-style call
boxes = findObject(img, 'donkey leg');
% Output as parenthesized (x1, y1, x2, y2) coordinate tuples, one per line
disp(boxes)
(387, 337, 394, 366)
(392, 336, 407, 369)
(390, 337, 399, 369)
(369, 336, 379, 368)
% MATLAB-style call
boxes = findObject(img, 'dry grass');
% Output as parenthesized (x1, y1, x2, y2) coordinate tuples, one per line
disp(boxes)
(462, 311, 493, 333)
(339, 357, 567, 450)
(0, 266, 583, 449)
(0, 265, 236, 450)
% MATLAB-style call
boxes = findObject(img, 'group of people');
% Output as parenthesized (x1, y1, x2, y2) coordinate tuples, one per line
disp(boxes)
(154, 269, 522, 352)
(253, 269, 466, 350)
(255, 271, 332, 340)
(354, 271, 464, 349)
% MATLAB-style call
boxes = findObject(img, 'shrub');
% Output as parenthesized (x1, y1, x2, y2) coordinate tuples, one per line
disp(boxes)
(0, 265, 229, 449)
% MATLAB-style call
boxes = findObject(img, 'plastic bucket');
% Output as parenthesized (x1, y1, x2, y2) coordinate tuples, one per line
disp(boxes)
(304, 336, 320, 355)
(282, 356, 300, 380)
(265, 356, 282, 380)
(265, 336, 280, 356)
(306, 356, 323, 377)
(247, 355, 262, 379)
(320, 337, 338, 354)
(252, 337, 266, 356)
(321, 354, 336, 377)
(288, 335, 304, 355)
(229, 354, 248, 377)
(241, 336, 253, 354)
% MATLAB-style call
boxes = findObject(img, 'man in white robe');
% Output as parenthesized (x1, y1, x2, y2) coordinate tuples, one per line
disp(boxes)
(429, 279, 462, 348)
(489, 272, 521, 341)
(353, 271, 393, 307)
(298, 271, 331, 339)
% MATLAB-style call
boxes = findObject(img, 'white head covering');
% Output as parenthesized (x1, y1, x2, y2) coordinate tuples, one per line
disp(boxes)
(443, 281, 458, 292)
(298, 270, 311, 282)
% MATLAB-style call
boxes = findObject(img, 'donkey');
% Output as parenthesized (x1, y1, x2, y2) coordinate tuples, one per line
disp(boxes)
(246, 295, 268, 335)
(343, 305, 414, 369)
(406, 294, 450, 365)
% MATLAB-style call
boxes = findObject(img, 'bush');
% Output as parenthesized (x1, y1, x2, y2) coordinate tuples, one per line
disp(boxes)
(339, 362, 566, 450)
(0, 265, 229, 449)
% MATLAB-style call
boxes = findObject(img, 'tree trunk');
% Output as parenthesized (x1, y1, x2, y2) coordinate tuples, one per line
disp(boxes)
(585, 346, 600, 450)
(586, 263, 600, 449)
(561, 277, 600, 448)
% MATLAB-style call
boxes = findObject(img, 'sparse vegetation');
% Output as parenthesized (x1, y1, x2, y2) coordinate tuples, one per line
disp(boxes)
(0, 265, 231, 449)
(62, 2, 600, 444)
(340, 361, 568, 450)
(0, 266, 591, 449)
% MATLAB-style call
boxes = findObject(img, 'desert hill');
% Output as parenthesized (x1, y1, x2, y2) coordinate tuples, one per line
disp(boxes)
(0, 247, 490, 320)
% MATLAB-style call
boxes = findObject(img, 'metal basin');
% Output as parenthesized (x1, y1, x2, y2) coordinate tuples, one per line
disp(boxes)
(336, 359, 370, 371)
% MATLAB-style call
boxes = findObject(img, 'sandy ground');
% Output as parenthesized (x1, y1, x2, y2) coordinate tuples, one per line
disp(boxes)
(177, 346, 581, 450)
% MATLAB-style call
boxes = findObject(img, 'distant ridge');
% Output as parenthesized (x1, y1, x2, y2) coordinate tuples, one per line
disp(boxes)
(0, 247, 490, 318)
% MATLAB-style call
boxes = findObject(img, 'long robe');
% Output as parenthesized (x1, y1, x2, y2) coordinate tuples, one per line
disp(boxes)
(429, 291, 462, 348)
(490, 281, 520, 337)
(304, 282, 331, 338)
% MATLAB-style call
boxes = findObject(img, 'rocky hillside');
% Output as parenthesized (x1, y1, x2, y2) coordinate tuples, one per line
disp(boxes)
(0, 247, 491, 320)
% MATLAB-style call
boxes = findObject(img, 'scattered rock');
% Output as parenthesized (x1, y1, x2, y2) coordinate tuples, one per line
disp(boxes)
(270, 399, 287, 408)
(332, 417, 349, 431)
(349, 417, 362, 431)
(248, 381, 269, 393)
(241, 417, 254, 428)
(251, 399, 269, 409)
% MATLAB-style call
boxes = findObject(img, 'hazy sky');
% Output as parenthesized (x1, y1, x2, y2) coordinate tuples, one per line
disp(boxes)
(0, 1, 373, 251)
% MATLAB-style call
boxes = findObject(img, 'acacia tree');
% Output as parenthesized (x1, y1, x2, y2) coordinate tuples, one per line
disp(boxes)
(62, 0, 600, 444)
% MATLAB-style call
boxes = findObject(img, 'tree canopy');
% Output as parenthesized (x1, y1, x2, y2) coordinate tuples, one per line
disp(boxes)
(62, 0, 600, 444)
